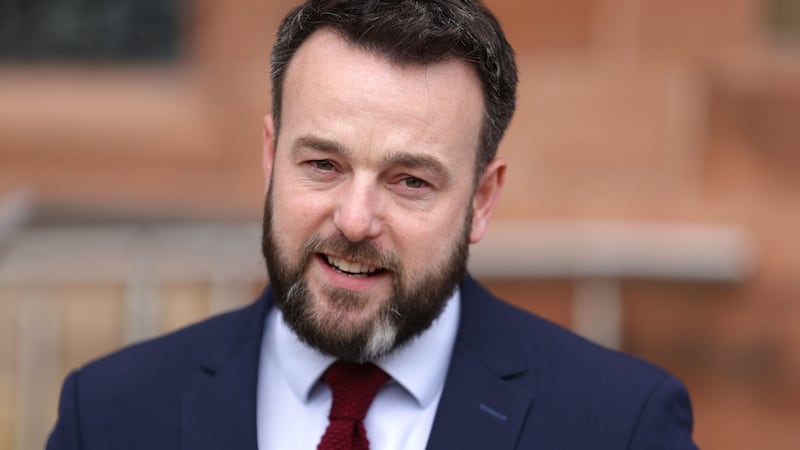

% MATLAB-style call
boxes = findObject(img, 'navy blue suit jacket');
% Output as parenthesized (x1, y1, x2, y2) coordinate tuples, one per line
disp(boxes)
(47, 276, 697, 449)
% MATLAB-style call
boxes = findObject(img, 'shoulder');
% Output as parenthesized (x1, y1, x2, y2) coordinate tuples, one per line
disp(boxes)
(79, 297, 265, 381)
(458, 278, 697, 448)
(505, 298, 664, 377)
(461, 276, 667, 383)
(506, 306, 696, 448)
(487, 289, 676, 399)
(69, 293, 268, 417)
(47, 294, 269, 449)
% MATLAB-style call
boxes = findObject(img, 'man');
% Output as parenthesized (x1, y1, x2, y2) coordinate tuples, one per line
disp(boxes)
(47, 1, 698, 449)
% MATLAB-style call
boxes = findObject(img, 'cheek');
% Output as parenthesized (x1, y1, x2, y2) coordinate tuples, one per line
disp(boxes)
(386, 207, 464, 265)
(271, 180, 334, 244)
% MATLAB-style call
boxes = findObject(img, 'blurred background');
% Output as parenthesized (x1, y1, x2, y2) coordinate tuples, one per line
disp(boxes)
(0, 0, 798, 448)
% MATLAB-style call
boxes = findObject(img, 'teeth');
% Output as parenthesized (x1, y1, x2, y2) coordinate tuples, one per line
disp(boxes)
(326, 256, 380, 276)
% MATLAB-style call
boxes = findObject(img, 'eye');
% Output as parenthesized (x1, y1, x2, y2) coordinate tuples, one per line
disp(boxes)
(309, 160, 335, 171)
(402, 176, 428, 189)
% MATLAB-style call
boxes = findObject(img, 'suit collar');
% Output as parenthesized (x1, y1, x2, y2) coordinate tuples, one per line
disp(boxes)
(452, 277, 528, 378)
(426, 276, 536, 450)
(180, 288, 272, 450)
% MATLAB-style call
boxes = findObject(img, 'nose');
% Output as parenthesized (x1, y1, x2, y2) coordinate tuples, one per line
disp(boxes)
(332, 178, 383, 242)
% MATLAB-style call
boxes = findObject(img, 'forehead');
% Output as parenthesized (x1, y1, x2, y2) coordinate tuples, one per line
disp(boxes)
(279, 29, 485, 168)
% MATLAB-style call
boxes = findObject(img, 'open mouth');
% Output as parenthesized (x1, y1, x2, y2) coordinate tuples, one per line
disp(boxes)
(321, 254, 385, 278)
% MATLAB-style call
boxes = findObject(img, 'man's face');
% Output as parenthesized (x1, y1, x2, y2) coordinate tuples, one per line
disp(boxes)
(261, 30, 504, 361)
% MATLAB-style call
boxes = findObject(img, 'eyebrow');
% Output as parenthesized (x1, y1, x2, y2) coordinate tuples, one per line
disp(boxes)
(293, 135, 351, 157)
(292, 133, 452, 184)
(383, 151, 451, 185)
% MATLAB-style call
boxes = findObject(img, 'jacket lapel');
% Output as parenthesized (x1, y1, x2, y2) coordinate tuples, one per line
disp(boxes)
(426, 277, 536, 450)
(180, 289, 272, 450)
(177, 279, 535, 450)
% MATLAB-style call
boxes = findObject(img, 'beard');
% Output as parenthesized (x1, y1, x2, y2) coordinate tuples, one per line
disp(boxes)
(261, 189, 470, 362)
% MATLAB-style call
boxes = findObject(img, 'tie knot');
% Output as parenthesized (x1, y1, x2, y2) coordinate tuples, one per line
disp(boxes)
(323, 361, 389, 421)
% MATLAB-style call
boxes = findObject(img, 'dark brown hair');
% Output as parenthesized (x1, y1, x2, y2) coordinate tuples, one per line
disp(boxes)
(270, 0, 518, 179)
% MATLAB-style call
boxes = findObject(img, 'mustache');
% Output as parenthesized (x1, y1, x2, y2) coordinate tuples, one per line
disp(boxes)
(303, 233, 401, 272)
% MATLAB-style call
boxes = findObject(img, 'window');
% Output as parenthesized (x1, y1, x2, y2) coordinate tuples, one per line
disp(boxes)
(767, 0, 800, 44)
(0, 0, 182, 62)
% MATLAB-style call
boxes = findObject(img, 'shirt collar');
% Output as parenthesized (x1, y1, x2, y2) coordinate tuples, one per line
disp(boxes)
(268, 288, 461, 409)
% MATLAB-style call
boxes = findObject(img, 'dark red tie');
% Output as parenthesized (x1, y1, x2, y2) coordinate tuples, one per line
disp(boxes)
(317, 361, 390, 450)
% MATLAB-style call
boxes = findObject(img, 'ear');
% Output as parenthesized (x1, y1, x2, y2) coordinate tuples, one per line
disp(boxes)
(469, 158, 506, 244)
(262, 114, 276, 194)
